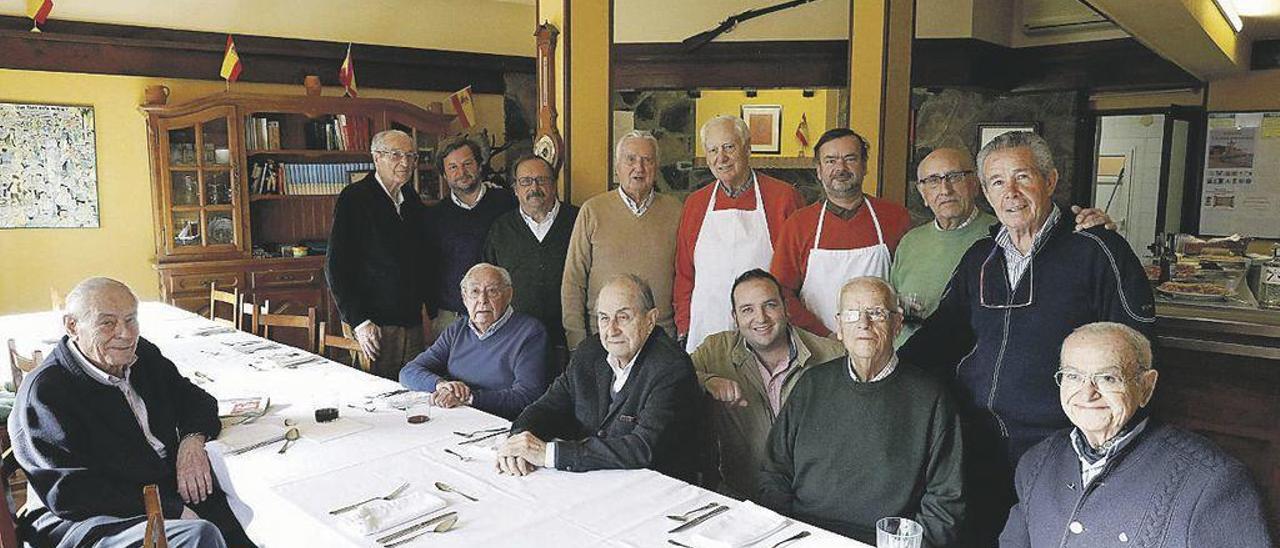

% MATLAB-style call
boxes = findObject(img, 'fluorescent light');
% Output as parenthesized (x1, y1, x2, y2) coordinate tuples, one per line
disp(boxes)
(1231, 0, 1280, 17)
(1213, 0, 1245, 32)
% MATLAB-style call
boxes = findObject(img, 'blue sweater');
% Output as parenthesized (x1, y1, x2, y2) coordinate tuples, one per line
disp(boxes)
(399, 311, 549, 420)
(428, 188, 518, 313)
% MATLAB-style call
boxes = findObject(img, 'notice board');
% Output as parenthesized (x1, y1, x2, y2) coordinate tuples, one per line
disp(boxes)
(1200, 112, 1280, 237)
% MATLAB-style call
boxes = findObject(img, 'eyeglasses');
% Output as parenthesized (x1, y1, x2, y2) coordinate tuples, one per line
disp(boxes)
(1053, 368, 1139, 393)
(978, 246, 1034, 309)
(515, 176, 554, 187)
(836, 307, 896, 324)
(374, 150, 418, 162)
(462, 286, 507, 300)
(918, 170, 973, 189)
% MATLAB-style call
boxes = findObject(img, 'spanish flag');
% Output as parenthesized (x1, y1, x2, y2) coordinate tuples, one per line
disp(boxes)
(339, 43, 358, 97)
(27, 0, 53, 31)
(449, 86, 476, 129)
(795, 113, 811, 153)
(220, 35, 243, 83)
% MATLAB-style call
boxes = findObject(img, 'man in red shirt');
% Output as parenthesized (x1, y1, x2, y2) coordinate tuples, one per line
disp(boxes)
(770, 128, 912, 337)
(675, 115, 803, 352)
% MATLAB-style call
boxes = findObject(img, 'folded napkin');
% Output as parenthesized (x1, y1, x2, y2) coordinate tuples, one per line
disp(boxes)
(672, 502, 791, 548)
(339, 491, 448, 535)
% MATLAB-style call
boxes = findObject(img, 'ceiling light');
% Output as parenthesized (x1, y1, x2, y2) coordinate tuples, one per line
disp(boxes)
(1230, 0, 1280, 17)
(1213, 0, 1245, 32)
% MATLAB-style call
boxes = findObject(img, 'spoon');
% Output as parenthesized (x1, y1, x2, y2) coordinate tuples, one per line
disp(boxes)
(434, 481, 478, 501)
(380, 513, 459, 547)
(666, 501, 720, 522)
(769, 531, 811, 548)
(276, 427, 300, 454)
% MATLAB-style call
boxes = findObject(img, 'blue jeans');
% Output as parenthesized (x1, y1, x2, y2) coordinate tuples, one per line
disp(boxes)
(93, 519, 226, 548)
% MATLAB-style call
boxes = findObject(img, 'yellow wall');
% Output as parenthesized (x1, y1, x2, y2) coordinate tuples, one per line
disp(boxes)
(1207, 69, 1280, 111)
(0, 68, 504, 314)
(694, 89, 840, 158)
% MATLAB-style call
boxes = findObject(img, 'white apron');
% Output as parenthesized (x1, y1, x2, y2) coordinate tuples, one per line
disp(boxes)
(799, 198, 893, 333)
(686, 179, 775, 352)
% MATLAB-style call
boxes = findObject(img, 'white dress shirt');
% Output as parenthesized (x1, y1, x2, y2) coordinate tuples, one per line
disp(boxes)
(994, 205, 1061, 286)
(374, 173, 405, 215)
(450, 183, 490, 210)
(617, 187, 655, 217)
(68, 342, 167, 457)
(543, 350, 640, 467)
(848, 354, 899, 383)
(519, 200, 561, 243)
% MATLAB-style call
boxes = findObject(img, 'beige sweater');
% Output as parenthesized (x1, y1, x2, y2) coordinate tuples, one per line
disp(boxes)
(561, 190, 682, 349)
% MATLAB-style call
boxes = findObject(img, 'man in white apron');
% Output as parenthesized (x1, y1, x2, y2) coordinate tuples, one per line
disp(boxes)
(770, 128, 913, 337)
(677, 116, 804, 352)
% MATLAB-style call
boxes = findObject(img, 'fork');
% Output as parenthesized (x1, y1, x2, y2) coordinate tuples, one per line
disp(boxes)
(452, 426, 507, 438)
(328, 482, 410, 515)
(665, 502, 720, 522)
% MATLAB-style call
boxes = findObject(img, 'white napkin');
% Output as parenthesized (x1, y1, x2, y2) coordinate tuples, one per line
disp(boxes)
(216, 423, 285, 453)
(338, 491, 448, 535)
(672, 502, 791, 548)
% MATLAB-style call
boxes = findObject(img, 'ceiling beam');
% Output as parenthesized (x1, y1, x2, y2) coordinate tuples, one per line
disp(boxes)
(1086, 0, 1248, 79)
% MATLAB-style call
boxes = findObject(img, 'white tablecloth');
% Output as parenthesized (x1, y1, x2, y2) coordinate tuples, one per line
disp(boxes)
(0, 302, 867, 548)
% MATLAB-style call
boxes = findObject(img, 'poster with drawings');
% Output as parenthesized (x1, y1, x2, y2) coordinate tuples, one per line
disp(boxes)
(1199, 112, 1280, 237)
(0, 102, 100, 228)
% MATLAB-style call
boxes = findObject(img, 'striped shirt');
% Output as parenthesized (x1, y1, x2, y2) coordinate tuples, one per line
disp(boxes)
(995, 205, 1061, 286)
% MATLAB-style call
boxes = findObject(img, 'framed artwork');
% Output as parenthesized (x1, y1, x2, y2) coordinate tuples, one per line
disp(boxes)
(978, 122, 1040, 150)
(0, 102, 100, 228)
(741, 104, 783, 154)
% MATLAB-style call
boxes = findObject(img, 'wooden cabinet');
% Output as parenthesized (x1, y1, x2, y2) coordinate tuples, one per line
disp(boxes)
(143, 92, 452, 331)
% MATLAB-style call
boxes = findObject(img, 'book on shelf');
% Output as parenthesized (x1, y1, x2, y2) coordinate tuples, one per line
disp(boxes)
(304, 115, 369, 151)
(250, 161, 373, 197)
(244, 116, 281, 150)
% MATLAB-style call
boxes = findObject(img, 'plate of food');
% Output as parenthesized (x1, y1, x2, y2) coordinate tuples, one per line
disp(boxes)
(1156, 281, 1234, 301)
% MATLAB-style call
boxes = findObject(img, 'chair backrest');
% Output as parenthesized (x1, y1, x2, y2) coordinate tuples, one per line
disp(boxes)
(141, 484, 168, 548)
(258, 308, 318, 353)
(209, 283, 241, 329)
(49, 287, 64, 311)
(318, 322, 366, 370)
(1, 449, 23, 548)
(241, 298, 269, 334)
(7, 340, 43, 393)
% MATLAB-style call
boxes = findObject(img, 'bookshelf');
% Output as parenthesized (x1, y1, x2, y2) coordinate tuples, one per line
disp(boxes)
(141, 91, 452, 325)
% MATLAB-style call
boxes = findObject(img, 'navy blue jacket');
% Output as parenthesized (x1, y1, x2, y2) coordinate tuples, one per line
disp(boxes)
(900, 210, 1156, 458)
(429, 187, 517, 314)
(8, 337, 223, 547)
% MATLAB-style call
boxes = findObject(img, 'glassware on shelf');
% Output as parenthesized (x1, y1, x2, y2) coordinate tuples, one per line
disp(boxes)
(1259, 247, 1280, 310)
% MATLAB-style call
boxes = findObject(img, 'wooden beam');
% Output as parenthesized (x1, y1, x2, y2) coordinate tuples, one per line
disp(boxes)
(612, 41, 847, 90)
(850, 0, 914, 201)
(1087, 0, 1247, 80)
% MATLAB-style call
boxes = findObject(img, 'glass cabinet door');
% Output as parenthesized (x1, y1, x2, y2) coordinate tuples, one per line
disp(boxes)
(156, 107, 245, 257)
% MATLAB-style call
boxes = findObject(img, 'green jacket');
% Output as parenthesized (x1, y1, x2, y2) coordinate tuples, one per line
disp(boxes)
(690, 327, 845, 500)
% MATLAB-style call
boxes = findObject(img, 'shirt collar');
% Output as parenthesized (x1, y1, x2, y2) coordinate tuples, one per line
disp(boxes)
(848, 354, 898, 383)
(469, 306, 514, 340)
(718, 170, 758, 199)
(374, 173, 405, 212)
(995, 204, 1061, 257)
(618, 187, 655, 216)
(451, 183, 489, 210)
(934, 207, 981, 232)
(519, 199, 560, 229)
(67, 339, 134, 386)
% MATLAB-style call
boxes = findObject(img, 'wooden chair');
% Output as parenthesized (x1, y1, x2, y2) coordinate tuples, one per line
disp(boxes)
(6, 340, 42, 393)
(1, 448, 24, 548)
(141, 484, 167, 548)
(257, 308, 318, 353)
(318, 322, 366, 370)
(49, 288, 64, 312)
(208, 284, 242, 329)
(240, 298, 269, 334)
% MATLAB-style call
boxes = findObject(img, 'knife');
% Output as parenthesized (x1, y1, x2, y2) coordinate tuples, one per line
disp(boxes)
(667, 504, 729, 533)
(376, 511, 457, 544)
(456, 430, 507, 445)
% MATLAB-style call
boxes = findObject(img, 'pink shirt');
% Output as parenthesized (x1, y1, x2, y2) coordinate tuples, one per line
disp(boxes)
(756, 350, 796, 416)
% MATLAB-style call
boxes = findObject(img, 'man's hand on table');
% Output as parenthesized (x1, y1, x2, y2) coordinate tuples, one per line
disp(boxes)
(433, 381, 472, 407)
(176, 434, 213, 505)
(355, 322, 382, 361)
(705, 377, 748, 407)
(496, 432, 547, 476)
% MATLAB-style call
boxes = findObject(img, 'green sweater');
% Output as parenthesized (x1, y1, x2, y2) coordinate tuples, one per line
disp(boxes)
(759, 360, 965, 547)
(482, 202, 579, 346)
(890, 210, 997, 347)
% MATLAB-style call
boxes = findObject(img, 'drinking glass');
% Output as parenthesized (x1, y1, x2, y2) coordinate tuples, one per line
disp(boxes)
(403, 398, 432, 424)
(876, 517, 922, 548)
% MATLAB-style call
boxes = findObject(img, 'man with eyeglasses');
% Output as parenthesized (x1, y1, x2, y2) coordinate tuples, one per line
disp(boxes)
(400, 263, 549, 420)
(1001, 322, 1270, 547)
(675, 115, 804, 352)
(327, 129, 435, 379)
(770, 128, 911, 338)
(759, 276, 964, 546)
(483, 153, 579, 370)
(899, 132, 1154, 546)
(429, 137, 517, 339)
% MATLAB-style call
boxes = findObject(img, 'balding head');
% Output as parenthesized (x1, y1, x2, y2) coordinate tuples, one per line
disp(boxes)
(836, 277, 902, 375)
(595, 274, 659, 365)
(916, 147, 981, 228)
(63, 277, 140, 376)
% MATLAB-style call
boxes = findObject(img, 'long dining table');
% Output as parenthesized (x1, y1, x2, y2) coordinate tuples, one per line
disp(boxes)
(0, 302, 866, 548)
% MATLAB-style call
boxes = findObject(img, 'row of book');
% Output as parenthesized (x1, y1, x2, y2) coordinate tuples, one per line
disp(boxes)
(305, 115, 370, 152)
(249, 160, 374, 196)
(244, 116, 282, 150)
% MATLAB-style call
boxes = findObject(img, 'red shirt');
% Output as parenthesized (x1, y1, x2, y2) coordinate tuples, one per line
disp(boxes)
(769, 196, 912, 336)
(673, 172, 803, 334)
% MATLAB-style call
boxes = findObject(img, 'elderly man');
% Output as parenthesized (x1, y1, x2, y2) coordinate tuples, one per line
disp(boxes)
(690, 269, 844, 500)
(483, 153, 579, 367)
(759, 277, 964, 546)
(891, 147, 1114, 346)
(771, 128, 911, 337)
(675, 115, 803, 351)
(399, 263, 549, 420)
(429, 137, 517, 336)
(327, 129, 434, 379)
(8, 277, 253, 548)
(500, 274, 702, 482)
(562, 130, 682, 349)
(900, 131, 1155, 545)
(1001, 323, 1272, 547)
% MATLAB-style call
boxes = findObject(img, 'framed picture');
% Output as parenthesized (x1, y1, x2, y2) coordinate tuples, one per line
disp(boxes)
(741, 104, 783, 154)
(0, 102, 100, 228)
(978, 122, 1040, 150)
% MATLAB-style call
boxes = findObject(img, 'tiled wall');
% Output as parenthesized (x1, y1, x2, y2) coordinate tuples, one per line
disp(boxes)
(1097, 114, 1166, 257)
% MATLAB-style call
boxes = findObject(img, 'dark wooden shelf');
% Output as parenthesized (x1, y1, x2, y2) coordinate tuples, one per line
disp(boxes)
(250, 194, 339, 202)
(247, 149, 372, 160)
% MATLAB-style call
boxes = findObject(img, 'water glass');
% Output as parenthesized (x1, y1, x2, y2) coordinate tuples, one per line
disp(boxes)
(876, 517, 922, 548)
(402, 397, 433, 425)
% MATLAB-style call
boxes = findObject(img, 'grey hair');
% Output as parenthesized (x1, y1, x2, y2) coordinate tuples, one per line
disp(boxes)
(975, 131, 1056, 184)
(838, 276, 900, 311)
(64, 277, 137, 322)
(699, 115, 750, 148)
(1065, 322, 1154, 372)
(603, 273, 657, 312)
(614, 130, 659, 164)
(371, 129, 412, 152)
(460, 262, 512, 289)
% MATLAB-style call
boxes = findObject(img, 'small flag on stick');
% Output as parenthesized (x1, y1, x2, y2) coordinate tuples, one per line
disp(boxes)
(449, 86, 477, 129)
(220, 35, 243, 88)
(795, 113, 811, 155)
(339, 43, 358, 97)
(26, 0, 52, 32)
